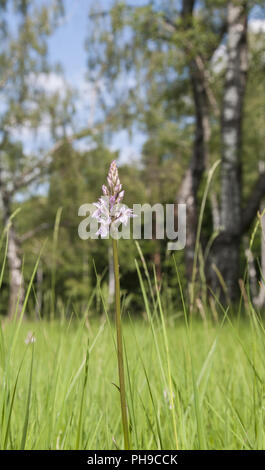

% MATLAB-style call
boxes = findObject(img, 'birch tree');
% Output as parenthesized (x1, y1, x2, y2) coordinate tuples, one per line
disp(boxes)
(0, 0, 94, 317)
(86, 0, 265, 303)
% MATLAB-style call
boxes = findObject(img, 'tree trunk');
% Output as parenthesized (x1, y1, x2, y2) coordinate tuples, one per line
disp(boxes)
(212, 1, 248, 301)
(245, 162, 265, 308)
(178, 1, 209, 282)
(1, 192, 24, 318)
(254, 202, 265, 308)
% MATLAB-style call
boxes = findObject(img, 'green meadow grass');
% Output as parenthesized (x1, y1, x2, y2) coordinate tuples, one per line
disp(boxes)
(1, 195, 264, 450)
(0, 311, 264, 450)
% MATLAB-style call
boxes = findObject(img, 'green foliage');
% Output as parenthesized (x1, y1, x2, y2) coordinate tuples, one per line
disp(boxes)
(1, 0, 265, 315)
(1, 313, 265, 449)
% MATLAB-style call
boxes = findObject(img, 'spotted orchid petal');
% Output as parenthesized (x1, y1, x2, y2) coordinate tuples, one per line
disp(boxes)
(91, 161, 135, 237)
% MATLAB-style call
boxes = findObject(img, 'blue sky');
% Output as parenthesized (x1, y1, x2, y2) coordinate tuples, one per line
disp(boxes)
(46, 0, 265, 163)
(46, 0, 149, 163)
(48, 1, 147, 77)
(48, 0, 88, 80)
(7, 0, 265, 165)
(45, 0, 147, 163)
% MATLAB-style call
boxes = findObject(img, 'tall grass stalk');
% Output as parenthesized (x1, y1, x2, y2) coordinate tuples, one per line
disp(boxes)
(175, 259, 206, 449)
(51, 207, 63, 320)
(153, 266, 179, 450)
(190, 160, 221, 312)
(112, 239, 130, 450)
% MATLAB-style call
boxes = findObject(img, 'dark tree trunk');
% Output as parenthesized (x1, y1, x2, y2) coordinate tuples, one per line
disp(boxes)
(180, 68, 209, 280)
(212, 1, 248, 301)
(178, 0, 209, 282)
(254, 204, 265, 308)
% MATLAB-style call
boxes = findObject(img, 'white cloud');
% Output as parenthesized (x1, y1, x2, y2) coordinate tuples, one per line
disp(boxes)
(7, 73, 75, 154)
(249, 19, 265, 34)
(9, 115, 52, 154)
(110, 130, 146, 164)
(28, 72, 69, 99)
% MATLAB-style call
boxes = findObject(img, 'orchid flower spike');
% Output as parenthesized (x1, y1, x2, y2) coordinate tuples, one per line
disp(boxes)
(92, 160, 135, 237)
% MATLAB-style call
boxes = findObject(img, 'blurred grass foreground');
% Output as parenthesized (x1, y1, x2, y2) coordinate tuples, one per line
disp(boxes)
(1, 282, 265, 450)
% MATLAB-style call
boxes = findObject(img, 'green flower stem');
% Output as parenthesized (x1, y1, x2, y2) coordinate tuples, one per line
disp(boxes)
(112, 238, 130, 450)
